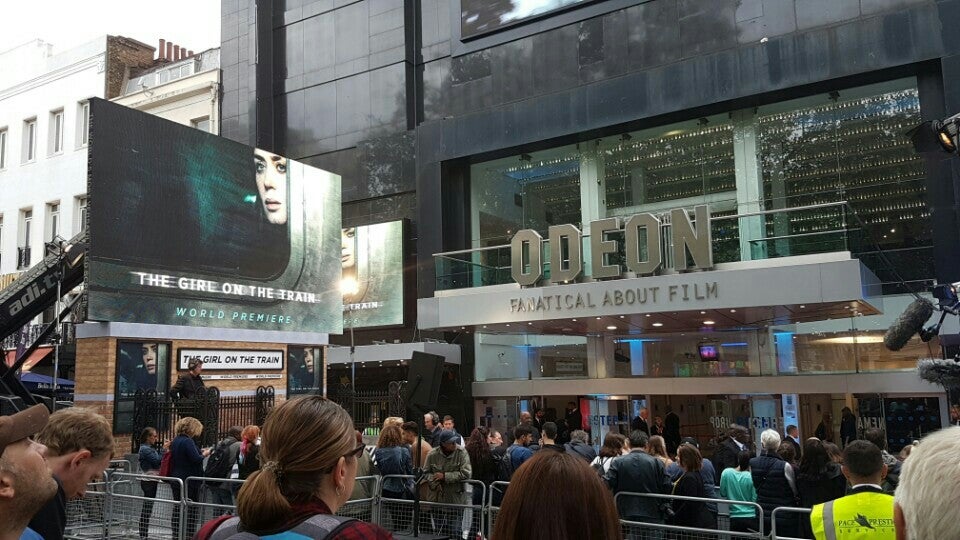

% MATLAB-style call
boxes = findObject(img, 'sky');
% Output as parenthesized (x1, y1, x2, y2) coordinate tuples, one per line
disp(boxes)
(0, 0, 221, 56)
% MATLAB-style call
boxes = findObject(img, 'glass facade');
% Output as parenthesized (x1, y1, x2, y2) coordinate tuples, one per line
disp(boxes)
(467, 78, 935, 382)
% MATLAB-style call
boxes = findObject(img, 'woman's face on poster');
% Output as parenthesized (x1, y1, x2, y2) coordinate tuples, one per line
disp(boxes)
(304, 348, 315, 374)
(142, 343, 158, 375)
(341, 228, 356, 269)
(254, 148, 288, 225)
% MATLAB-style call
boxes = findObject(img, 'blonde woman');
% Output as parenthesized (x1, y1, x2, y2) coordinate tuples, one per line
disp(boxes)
(170, 416, 209, 538)
(646, 435, 674, 468)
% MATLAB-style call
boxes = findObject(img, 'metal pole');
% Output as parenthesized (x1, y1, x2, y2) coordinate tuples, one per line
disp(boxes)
(349, 322, 355, 394)
(52, 259, 61, 412)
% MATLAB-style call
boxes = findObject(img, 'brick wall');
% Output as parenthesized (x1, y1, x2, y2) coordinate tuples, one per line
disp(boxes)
(104, 36, 155, 99)
(75, 336, 328, 457)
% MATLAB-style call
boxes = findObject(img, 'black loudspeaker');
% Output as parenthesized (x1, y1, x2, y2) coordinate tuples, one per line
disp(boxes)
(403, 351, 444, 412)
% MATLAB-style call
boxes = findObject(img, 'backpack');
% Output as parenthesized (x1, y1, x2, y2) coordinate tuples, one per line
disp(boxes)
(204, 439, 235, 479)
(495, 446, 518, 482)
(205, 514, 356, 540)
(592, 457, 609, 476)
(158, 450, 173, 477)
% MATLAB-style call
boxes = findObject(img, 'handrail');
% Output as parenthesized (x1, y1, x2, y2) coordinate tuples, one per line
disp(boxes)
(711, 200, 847, 221)
(749, 229, 849, 243)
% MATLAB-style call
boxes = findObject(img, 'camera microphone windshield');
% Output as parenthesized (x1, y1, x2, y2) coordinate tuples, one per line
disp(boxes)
(884, 297, 934, 351)
(917, 358, 960, 390)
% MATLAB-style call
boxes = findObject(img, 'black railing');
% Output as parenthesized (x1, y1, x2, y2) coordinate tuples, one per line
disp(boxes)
(2, 322, 75, 351)
(16, 246, 31, 270)
(130, 386, 275, 451)
(329, 381, 405, 434)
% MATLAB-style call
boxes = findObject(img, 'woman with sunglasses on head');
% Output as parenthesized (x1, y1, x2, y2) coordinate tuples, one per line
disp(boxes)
(195, 396, 393, 539)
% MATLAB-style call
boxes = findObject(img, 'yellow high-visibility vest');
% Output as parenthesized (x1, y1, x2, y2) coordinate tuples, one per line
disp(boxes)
(810, 490, 895, 540)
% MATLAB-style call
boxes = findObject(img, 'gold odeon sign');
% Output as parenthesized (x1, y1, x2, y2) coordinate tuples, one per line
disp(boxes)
(511, 205, 713, 286)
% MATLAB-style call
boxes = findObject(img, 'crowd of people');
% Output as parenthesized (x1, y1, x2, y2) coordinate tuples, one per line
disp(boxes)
(3, 398, 960, 540)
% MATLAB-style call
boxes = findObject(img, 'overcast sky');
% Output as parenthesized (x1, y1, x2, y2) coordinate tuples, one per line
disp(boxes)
(0, 0, 221, 55)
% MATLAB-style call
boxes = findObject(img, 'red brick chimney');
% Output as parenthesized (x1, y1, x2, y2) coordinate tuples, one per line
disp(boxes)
(166, 41, 173, 60)
(158, 38, 166, 60)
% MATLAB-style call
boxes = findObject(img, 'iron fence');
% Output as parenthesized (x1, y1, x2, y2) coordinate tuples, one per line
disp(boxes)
(329, 381, 405, 434)
(65, 472, 823, 540)
(131, 386, 275, 451)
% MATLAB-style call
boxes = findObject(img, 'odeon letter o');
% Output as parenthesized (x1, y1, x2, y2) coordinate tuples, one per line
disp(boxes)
(511, 229, 543, 286)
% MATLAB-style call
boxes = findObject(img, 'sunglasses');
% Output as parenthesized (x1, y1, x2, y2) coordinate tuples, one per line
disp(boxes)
(347, 442, 366, 459)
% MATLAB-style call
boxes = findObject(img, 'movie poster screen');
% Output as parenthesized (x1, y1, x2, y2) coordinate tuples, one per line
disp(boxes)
(341, 220, 404, 328)
(288, 346, 322, 396)
(115, 340, 171, 434)
(85, 99, 342, 333)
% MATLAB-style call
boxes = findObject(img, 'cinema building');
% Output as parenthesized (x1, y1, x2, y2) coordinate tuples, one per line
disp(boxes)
(217, 0, 960, 450)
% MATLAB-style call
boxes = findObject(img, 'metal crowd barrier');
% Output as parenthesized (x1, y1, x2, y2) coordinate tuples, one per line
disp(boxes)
(64, 472, 111, 540)
(108, 473, 184, 539)
(770, 506, 813, 540)
(65, 471, 818, 540)
(487, 480, 509, 535)
(340, 476, 380, 523)
(613, 492, 766, 540)
(377, 474, 486, 539)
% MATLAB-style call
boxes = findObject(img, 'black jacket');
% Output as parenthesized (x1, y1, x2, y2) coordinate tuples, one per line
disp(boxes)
(28, 477, 66, 540)
(840, 414, 857, 446)
(796, 462, 847, 538)
(712, 438, 743, 484)
(630, 416, 650, 435)
(664, 413, 681, 448)
(671, 471, 717, 529)
(565, 408, 582, 431)
(169, 372, 205, 399)
(604, 450, 672, 522)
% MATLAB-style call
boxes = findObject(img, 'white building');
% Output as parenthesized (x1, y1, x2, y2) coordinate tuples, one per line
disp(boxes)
(112, 45, 220, 134)
(0, 36, 155, 281)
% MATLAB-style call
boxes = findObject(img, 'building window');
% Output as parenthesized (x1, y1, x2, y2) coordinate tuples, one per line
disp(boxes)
(78, 101, 90, 147)
(23, 118, 37, 162)
(0, 128, 7, 169)
(191, 116, 211, 132)
(77, 196, 88, 232)
(50, 109, 64, 154)
(47, 202, 60, 242)
(19, 209, 32, 269)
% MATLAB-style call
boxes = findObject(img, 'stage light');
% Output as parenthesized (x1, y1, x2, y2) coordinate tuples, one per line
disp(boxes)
(909, 112, 960, 157)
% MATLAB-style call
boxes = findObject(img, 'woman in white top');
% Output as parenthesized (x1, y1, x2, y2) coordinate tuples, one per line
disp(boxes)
(590, 432, 628, 474)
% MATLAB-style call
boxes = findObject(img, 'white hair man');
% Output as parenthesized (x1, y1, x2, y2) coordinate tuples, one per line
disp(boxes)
(750, 429, 799, 536)
(894, 426, 960, 539)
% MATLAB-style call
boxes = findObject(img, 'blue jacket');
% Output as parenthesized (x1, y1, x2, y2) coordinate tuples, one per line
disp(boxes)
(373, 446, 414, 495)
(138, 443, 162, 473)
(507, 444, 533, 469)
(171, 435, 204, 480)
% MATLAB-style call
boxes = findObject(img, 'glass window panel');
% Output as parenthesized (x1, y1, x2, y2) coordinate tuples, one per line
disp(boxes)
(475, 333, 588, 381)
(603, 118, 736, 216)
(758, 79, 932, 292)
(471, 145, 581, 247)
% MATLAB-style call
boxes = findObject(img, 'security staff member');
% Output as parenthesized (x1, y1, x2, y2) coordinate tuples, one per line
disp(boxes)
(811, 440, 895, 539)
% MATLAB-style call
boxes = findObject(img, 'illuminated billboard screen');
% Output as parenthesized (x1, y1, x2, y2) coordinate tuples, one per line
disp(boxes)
(342, 220, 404, 328)
(86, 99, 343, 333)
(461, 0, 597, 38)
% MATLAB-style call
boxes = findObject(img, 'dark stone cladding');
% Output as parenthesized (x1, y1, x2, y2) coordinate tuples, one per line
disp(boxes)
(220, 0, 960, 299)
